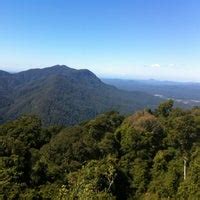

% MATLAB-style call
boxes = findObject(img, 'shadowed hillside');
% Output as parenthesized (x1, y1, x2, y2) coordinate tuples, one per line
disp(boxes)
(0, 65, 161, 125)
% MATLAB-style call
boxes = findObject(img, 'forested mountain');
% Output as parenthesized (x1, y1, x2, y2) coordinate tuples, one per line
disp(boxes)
(103, 78, 200, 106)
(0, 65, 161, 125)
(1, 101, 200, 199)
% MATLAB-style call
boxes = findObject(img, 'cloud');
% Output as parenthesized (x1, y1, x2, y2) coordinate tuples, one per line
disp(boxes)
(149, 63, 177, 68)
(168, 64, 176, 67)
(151, 64, 161, 67)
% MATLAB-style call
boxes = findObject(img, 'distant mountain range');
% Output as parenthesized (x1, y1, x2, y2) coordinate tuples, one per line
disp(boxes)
(102, 78, 200, 107)
(0, 65, 161, 125)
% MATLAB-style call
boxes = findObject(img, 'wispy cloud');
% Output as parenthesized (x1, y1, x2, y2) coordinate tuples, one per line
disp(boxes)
(168, 64, 176, 67)
(150, 64, 161, 68)
(148, 63, 177, 68)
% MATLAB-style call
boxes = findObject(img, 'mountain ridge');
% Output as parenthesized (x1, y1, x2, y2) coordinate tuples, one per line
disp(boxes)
(103, 78, 200, 105)
(0, 65, 162, 125)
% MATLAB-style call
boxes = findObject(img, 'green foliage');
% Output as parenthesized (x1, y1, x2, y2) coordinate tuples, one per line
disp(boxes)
(177, 146, 200, 199)
(165, 114, 199, 154)
(156, 99, 174, 117)
(119, 111, 164, 159)
(62, 156, 117, 200)
(0, 102, 200, 199)
(0, 115, 42, 148)
(149, 150, 183, 199)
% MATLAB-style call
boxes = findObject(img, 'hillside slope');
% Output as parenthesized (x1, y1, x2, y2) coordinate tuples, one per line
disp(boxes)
(0, 65, 161, 125)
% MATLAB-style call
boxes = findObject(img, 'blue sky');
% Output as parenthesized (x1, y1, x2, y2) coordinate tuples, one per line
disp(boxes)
(0, 0, 200, 81)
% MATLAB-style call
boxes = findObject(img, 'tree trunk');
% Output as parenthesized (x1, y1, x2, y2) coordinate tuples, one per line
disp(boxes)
(184, 158, 187, 180)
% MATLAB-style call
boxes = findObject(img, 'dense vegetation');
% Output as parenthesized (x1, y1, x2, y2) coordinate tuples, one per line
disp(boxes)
(1, 100, 200, 199)
(0, 65, 161, 126)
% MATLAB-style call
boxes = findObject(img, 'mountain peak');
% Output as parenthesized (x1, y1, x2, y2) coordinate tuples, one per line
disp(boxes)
(0, 64, 161, 125)
(44, 65, 73, 73)
(50, 64, 71, 70)
(46, 65, 101, 84)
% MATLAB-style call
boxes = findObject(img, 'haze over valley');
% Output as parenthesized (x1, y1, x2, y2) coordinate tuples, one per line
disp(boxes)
(103, 78, 200, 107)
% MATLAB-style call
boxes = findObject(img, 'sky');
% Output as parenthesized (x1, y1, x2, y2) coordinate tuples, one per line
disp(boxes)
(0, 0, 200, 81)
